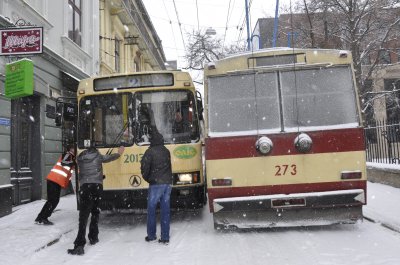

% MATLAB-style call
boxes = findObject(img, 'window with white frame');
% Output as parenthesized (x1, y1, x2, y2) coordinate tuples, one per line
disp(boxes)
(68, 0, 82, 46)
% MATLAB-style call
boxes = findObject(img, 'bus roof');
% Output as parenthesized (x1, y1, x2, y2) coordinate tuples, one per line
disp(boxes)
(77, 70, 194, 95)
(204, 48, 353, 76)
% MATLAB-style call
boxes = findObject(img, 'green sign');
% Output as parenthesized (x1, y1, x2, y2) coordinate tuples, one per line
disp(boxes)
(5, 59, 34, 99)
(173, 146, 197, 159)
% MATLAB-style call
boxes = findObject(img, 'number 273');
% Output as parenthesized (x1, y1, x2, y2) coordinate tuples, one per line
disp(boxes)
(275, 164, 297, 176)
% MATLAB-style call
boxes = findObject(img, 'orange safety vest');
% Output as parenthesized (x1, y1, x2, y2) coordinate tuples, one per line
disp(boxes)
(46, 156, 74, 188)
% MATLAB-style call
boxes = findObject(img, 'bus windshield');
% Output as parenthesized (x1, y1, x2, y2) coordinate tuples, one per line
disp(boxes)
(134, 90, 200, 145)
(207, 65, 358, 135)
(78, 90, 199, 148)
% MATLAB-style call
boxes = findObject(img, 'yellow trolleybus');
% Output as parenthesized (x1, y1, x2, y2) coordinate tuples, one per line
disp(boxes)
(76, 71, 206, 210)
(204, 48, 367, 229)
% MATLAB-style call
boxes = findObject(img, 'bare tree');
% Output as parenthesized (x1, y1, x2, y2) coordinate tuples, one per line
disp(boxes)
(183, 30, 246, 71)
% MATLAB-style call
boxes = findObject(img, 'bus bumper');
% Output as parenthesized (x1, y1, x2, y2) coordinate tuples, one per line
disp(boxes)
(100, 184, 206, 210)
(212, 189, 365, 230)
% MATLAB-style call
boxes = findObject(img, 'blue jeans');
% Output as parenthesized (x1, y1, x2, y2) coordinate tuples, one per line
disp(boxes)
(147, 184, 172, 241)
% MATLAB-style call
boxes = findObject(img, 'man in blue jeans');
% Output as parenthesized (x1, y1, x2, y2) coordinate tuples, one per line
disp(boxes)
(141, 130, 172, 244)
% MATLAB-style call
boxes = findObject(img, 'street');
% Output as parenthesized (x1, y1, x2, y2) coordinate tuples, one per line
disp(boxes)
(1, 181, 400, 265)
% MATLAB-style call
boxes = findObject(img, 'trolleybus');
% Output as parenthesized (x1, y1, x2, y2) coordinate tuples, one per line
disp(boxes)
(204, 48, 367, 229)
(75, 71, 206, 210)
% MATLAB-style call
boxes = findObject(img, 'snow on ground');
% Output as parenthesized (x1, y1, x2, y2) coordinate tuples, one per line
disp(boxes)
(1, 181, 400, 265)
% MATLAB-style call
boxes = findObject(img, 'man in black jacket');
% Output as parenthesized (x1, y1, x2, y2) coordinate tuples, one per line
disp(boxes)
(141, 131, 172, 244)
(67, 145, 124, 255)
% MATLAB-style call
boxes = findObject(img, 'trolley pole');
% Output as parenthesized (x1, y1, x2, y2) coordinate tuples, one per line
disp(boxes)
(272, 0, 280, 47)
(245, 0, 251, 50)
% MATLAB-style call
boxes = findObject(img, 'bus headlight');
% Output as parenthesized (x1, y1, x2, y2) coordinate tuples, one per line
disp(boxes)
(174, 172, 200, 185)
(179, 173, 192, 182)
(294, 133, 312, 153)
(255, 136, 273, 155)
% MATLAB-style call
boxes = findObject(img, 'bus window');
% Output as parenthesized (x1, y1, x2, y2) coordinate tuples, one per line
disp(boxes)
(133, 90, 200, 145)
(280, 66, 358, 129)
(208, 72, 280, 134)
(78, 93, 134, 148)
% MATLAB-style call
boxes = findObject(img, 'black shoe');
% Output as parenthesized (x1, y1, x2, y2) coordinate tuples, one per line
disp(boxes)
(35, 217, 54, 225)
(158, 239, 169, 244)
(67, 246, 84, 255)
(145, 236, 157, 242)
(89, 238, 99, 245)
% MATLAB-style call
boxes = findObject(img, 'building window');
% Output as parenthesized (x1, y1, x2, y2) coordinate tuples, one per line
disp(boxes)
(385, 79, 400, 121)
(115, 38, 121, 72)
(363, 79, 374, 122)
(361, 54, 371, 65)
(396, 48, 400, 63)
(134, 56, 140, 72)
(379, 49, 391, 64)
(68, 0, 81, 46)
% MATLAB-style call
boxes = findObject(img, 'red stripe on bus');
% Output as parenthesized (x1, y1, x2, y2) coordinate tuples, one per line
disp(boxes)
(205, 128, 365, 160)
(207, 180, 367, 212)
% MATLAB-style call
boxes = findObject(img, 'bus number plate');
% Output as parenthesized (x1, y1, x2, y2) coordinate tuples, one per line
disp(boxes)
(275, 164, 297, 176)
(124, 154, 143, 163)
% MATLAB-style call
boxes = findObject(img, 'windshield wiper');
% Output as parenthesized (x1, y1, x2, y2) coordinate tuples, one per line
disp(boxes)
(106, 122, 128, 155)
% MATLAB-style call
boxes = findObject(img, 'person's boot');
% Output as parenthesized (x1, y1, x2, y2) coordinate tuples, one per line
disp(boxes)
(41, 218, 54, 225)
(67, 245, 84, 255)
(145, 236, 157, 242)
(158, 239, 169, 245)
(35, 217, 54, 225)
(89, 238, 99, 245)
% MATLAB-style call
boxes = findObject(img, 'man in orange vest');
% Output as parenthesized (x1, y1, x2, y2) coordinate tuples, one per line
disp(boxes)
(35, 145, 76, 225)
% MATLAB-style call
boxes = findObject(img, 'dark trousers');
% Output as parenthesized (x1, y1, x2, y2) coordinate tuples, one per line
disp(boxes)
(37, 180, 61, 220)
(73, 183, 102, 247)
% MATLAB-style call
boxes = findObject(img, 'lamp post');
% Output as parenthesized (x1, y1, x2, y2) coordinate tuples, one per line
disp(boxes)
(205, 27, 216, 36)
(245, 0, 251, 50)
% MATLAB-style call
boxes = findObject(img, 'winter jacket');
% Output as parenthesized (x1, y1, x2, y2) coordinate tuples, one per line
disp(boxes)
(47, 151, 75, 188)
(77, 147, 121, 187)
(141, 132, 172, 185)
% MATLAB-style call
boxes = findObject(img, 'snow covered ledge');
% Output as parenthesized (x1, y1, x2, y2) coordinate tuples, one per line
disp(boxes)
(367, 162, 400, 188)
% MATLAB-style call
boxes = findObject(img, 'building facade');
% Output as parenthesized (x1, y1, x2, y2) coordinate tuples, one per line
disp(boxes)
(99, 0, 166, 75)
(0, 0, 100, 217)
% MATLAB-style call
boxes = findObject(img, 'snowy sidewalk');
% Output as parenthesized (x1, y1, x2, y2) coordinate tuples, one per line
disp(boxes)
(0, 182, 399, 264)
(0, 195, 78, 264)
(363, 182, 400, 232)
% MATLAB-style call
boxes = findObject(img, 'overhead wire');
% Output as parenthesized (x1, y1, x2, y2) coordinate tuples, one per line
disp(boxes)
(162, 0, 179, 59)
(172, 0, 186, 50)
(236, 0, 253, 44)
(195, 0, 200, 31)
(222, 0, 233, 48)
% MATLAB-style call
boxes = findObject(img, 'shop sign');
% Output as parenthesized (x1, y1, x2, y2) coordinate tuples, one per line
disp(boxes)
(0, 27, 43, 55)
(5, 59, 34, 99)
(0, 118, 11, 127)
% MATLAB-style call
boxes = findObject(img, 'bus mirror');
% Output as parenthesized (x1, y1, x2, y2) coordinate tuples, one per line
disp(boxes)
(197, 99, 203, 120)
(55, 103, 63, 126)
(196, 91, 204, 121)
(55, 102, 77, 126)
(63, 103, 76, 122)
(55, 113, 62, 126)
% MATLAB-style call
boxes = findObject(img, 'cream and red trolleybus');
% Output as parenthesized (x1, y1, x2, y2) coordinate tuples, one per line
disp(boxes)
(203, 48, 366, 229)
